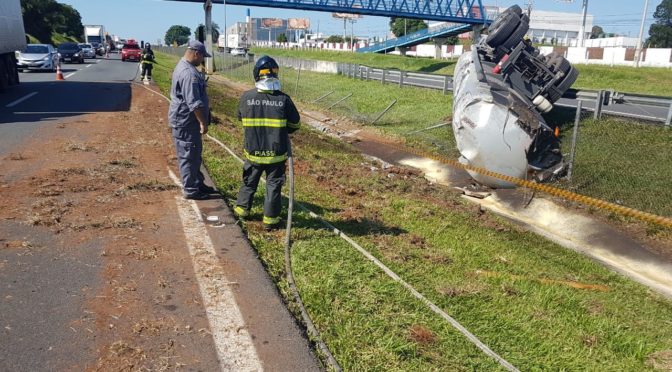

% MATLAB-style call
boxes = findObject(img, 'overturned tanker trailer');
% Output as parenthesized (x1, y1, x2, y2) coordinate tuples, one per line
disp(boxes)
(452, 5, 579, 188)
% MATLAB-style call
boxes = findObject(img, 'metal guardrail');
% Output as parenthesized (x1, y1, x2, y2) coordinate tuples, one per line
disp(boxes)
(341, 63, 672, 125)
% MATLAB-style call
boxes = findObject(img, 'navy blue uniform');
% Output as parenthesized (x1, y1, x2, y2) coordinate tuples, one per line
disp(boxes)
(235, 89, 300, 226)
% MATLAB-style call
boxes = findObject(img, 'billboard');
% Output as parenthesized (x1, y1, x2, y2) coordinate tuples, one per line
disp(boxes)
(261, 18, 284, 28)
(332, 13, 362, 19)
(288, 18, 310, 30)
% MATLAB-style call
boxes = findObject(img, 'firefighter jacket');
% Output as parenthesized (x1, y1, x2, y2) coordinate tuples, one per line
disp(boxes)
(141, 50, 155, 65)
(237, 89, 300, 164)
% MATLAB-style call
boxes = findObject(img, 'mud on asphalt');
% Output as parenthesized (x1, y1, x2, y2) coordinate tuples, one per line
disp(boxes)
(0, 86, 221, 370)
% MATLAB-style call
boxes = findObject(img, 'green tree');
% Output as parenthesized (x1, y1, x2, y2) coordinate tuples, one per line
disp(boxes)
(195, 23, 220, 43)
(389, 17, 427, 37)
(647, 0, 672, 48)
(165, 25, 191, 46)
(445, 35, 459, 45)
(590, 25, 604, 39)
(21, 0, 83, 43)
(276, 33, 288, 43)
(325, 35, 344, 43)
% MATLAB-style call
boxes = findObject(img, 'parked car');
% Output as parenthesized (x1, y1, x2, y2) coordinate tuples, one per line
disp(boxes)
(121, 42, 141, 62)
(78, 43, 96, 59)
(16, 44, 59, 72)
(58, 42, 84, 64)
(230, 47, 247, 56)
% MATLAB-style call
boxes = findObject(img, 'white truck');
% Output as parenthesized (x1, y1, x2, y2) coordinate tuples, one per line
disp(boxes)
(0, 0, 26, 91)
(452, 5, 578, 187)
(84, 25, 105, 45)
(224, 34, 249, 50)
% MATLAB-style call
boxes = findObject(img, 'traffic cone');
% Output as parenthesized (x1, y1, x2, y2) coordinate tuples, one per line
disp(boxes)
(56, 63, 65, 81)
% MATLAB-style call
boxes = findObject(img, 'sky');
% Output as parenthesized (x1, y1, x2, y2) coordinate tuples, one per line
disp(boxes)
(58, 0, 660, 45)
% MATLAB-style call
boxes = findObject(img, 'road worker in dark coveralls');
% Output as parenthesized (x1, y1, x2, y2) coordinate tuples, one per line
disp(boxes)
(168, 40, 217, 200)
(234, 56, 300, 230)
(140, 43, 155, 81)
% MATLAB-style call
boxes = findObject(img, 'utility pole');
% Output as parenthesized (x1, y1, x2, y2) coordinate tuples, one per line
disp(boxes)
(404, 18, 407, 36)
(204, 0, 213, 73)
(635, 0, 650, 68)
(223, 0, 227, 49)
(577, 0, 588, 47)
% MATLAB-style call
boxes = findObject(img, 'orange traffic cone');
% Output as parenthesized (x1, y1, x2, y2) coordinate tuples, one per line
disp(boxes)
(56, 63, 65, 81)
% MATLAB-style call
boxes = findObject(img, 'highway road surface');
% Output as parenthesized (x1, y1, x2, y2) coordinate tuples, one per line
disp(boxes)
(0, 54, 319, 371)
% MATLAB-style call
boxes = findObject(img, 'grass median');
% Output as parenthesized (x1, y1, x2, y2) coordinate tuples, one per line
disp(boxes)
(153, 51, 672, 371)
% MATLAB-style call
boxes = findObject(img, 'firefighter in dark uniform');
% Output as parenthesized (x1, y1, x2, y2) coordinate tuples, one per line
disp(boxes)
(140, 43, 155, 81)
(234, 56, 300, 230)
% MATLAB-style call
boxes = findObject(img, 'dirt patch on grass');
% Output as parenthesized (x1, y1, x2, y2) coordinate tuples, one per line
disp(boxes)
(408, 324, 436, 345)
(647, 349, 672, 371)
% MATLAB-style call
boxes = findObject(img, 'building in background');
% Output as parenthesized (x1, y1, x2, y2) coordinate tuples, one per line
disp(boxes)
(522, 8, 593, 46)
(225, 17, 311, 46)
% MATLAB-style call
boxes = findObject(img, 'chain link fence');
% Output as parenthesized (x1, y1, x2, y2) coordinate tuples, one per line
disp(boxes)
(549, 102, 672, 218)
(200, 50, 672, 220)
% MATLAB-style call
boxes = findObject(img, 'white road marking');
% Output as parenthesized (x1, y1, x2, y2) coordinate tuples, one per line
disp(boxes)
(168, 170, 263, 371)
(64, 72, 76, 78)
(86, 64, 92, 68)
(5, 92, 38, 108)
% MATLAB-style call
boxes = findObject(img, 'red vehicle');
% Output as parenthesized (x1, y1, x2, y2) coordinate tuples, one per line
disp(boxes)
(121, 41, 141, 62)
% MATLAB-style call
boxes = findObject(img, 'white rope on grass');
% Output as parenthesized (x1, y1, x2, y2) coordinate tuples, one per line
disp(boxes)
(205, 134, 520, 372)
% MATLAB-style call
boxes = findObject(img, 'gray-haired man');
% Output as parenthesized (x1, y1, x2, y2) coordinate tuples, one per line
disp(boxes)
(168, 40, 217, 200)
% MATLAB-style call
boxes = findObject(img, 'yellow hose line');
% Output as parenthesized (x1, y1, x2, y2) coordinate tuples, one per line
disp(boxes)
(302, 110, 672, 229)
(393, 142, 672, 229)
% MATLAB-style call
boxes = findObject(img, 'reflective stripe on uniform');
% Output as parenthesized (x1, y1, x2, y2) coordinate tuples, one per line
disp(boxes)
(287, 121, 300, 129)
(243, 149, 287, 164)
(242, 118, 287, 128)
(263, 215, 281, 225)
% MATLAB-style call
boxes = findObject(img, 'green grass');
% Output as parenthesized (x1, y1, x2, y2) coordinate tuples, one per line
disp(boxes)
(216, 54, 459, 157)
(251, 47, 458, 75)
(557, 116, 672, 217)
(50, 32, 79, 46)
(572, 64, 672, 96)
(251, 47, 672, 96)
(151, 52, 672, 370)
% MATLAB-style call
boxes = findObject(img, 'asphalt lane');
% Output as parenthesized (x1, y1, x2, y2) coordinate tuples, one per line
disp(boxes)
(0, 54, 142, 370)
(0, 54, 140, 157)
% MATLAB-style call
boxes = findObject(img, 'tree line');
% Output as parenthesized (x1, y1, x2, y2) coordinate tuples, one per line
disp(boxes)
(21, 0, 83, 44)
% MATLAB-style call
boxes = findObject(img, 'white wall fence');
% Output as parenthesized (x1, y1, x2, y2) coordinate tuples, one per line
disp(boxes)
(254, 41, 672, 68)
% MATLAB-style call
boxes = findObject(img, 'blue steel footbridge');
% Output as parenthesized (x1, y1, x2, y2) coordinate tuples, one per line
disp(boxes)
(169, 0, 491, 53)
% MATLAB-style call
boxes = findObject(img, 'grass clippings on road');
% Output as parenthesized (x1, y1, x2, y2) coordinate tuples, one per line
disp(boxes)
(149, 51, 672, 371)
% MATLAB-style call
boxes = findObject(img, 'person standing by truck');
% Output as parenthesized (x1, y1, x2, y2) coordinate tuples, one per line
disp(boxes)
(140, 43, 155, 81)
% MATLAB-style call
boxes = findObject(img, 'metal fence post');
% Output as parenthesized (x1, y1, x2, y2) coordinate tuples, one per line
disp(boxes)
(443, 75, 449, 95)
(399, 71, 404, 88)
(666, 102, 672, 127)
(294, 60, 302, 97)
(567, 100, 583, 182)
(382, 69, 386, 84)
(594, 89, 604, 120)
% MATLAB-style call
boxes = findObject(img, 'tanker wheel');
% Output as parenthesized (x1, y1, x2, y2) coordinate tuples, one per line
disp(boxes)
(486, 10, 520, 49)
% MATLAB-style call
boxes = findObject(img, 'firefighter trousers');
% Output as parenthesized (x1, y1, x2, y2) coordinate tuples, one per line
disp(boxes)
(141, 63, 153, 79)
(236, 160, 286, 222)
